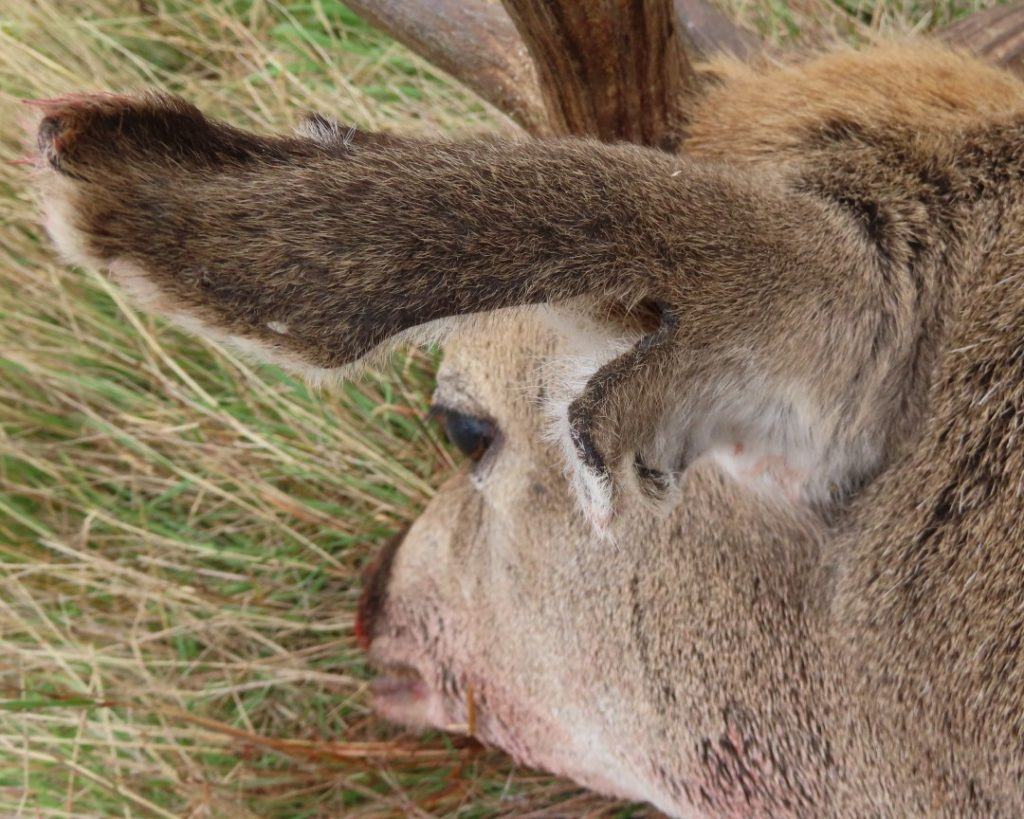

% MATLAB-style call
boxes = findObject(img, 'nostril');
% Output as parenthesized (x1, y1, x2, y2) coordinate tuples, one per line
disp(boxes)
(354, 527, 407, 652)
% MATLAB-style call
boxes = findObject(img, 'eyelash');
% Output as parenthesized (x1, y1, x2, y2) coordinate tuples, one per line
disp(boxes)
(431, 406, 497, 462)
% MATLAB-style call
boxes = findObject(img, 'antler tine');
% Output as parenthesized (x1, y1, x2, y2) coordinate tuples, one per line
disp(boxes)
(345, 0, 760, 142)
(941, 2, 1024, 75)
(501, 1, 692, 149)
(342, 0, 550, 135)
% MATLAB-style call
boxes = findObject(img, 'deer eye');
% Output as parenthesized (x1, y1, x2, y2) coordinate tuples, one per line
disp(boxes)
(432, 406, 496, 461)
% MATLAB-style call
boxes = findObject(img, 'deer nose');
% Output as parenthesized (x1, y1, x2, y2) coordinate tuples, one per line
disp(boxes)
(354, 527, 407, 651)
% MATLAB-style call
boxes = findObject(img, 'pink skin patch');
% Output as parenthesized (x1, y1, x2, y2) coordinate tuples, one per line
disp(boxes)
(691, 719, 781, 817)
(366, 622, 589, 786)
(739, 454, 806, 502)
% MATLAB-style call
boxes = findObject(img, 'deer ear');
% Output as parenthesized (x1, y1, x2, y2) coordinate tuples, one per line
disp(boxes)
(29, 92, 687, 383)
(29, 93, 481, 384)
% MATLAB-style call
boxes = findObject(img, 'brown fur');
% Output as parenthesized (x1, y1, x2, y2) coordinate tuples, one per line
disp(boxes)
(28, 41, 1024, 816)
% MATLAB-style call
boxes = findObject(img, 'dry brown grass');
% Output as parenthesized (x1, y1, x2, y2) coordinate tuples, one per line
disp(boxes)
(0, 0, 999, 815)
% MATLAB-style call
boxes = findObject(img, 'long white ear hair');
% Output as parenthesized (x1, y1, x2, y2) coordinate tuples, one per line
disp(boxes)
(537, 307, 639, 533)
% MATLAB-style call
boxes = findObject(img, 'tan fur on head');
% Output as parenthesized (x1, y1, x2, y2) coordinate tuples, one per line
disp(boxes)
(688, 42, 1024, 161)
(27, 41, 1024, 816)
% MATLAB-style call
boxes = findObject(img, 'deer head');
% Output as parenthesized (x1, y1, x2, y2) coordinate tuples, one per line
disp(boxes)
(25, 1, 1024, 815)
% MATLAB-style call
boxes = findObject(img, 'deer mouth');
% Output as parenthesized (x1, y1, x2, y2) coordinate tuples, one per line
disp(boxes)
(370, 662, 429, 705)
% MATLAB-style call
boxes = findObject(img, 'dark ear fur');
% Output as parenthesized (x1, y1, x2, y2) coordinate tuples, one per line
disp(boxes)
(33, 92, 666, 377)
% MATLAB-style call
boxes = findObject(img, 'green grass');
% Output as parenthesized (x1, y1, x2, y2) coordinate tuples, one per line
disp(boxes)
(0, 0, 1004, 815)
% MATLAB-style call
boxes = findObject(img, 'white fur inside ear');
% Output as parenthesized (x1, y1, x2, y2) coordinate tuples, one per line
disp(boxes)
(390, 314, 469, 351)
(536, 307, 831, 531)
(698, 375, 832, 508)
(176, 313, 347, 386)
(40, 177, 348, 384)
(148, 299, 468, 390)
(41, 175, 103, 271)
(108, 260, 173, 309)
(538, 306, 636, 536)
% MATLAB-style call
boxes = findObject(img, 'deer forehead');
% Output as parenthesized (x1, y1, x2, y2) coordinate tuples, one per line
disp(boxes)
(434, 309, 560, 420)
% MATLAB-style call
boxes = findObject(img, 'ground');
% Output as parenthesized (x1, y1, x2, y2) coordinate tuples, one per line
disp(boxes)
(0, 0, 998, 816)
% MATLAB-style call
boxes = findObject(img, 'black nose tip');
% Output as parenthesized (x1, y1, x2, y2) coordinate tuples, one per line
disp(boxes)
(354, 527, 406, 651)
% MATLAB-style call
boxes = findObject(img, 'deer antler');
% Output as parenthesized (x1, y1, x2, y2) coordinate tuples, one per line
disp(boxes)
(342, 0, 550, 135)
(941, 2, 1024, 74)
(344, 0, 757, 143)
(345, 1, 1024, 146)
(500, 1, 693, 149)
